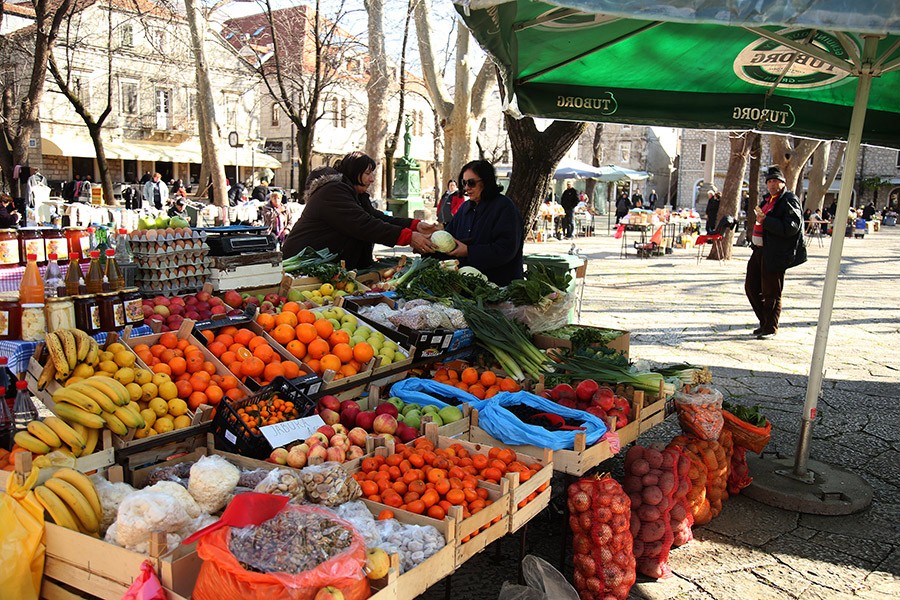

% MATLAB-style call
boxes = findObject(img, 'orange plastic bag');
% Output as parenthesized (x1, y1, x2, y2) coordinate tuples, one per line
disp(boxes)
(193, 505, 369, 600)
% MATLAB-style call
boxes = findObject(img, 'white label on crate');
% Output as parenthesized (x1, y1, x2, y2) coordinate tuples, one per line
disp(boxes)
(261, 414, 326, 448)
(225, 430, 237, 444)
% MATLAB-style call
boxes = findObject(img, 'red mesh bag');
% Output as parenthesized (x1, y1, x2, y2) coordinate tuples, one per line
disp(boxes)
(665, 447, 694, 547)
(623, 446, 676, 579)
(568, 475, 636, 600)
(728, 446, 753, 495)
(669, 435, 729, 522)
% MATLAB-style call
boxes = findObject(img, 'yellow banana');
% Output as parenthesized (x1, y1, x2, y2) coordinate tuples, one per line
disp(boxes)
(82, 377, 130, 406)
(43, 478, 100, 533)
(84, 338, 100, 367)
(69, 381, 118, 413)
(114, 405, 144, 429)
(101, 411, 128, 436)
(82, 427, 99, 455)
(26, 420, 62, 448)
(37, 359, 57, 391)
(14, 431, 51, 454)
(54, 403, 107, 429)
(44, 416, 86, 451)
(45, 332, 71, 379)
(71, 329, 92, 362)
(53, 468, 102, 524)
(34, 485, 80, 531)
(57, 330, 78, 371)
(52, 387, 102, 415)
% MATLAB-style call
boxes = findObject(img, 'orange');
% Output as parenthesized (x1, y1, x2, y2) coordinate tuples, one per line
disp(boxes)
(207, 341, 227, 358)
(242, 357, 265, 378)
(175, 380, 193, 399)
(219, 325, 239, 337)
(479, 370, 497, 387)
(234, 329, 254, 347)
(133, 344, 150, 355)
(149, 344, 166, 358)
(307, 339, 330, 360)
(205, 385, 224, 406)
(352, 342, 374, 364)
(331, 343, 353, 363)
(461, 367, 479, 385)
(295, 323, 318, 344)
(377, 510, 395, 521)
(446, 489, 466, 505)
(500, 377, 519, 392)
(286, 340, 306, 359)
(297, 309, 316, 324)
(407, 500, 426, 514)
(215, 333, 234, 348)
(468, 384, 486, 400)
(159, 349, 175, 363)
(220, 351, 237, 366)
(219, 375, 239, 391)
(339, 364, 358, 378)
(253, 344, 276, 363)
(329, 330, 350, 347)
(188, 374, 209, 393)
(248, 335, 269, 351)
(236, 347, 253, 361)
(272, 324, 295, 346)
(169, 356, 187, 376)
(313, 319, 333, 340)
(186, 354, 204, 373)
(152, 363, 171, 376)
(305, 359, 321, 373)
(202, 361, 216, 375)
(263, 362, 285, 381)
(229, 361, 243, 378)
(159, 332, 178, 349)
(256, 313, 275, 332)
(200, 330, 214, 343)
(188, 391, 208, 410)
(427, 505, 446, 520)
(281, 301, 301, 314)
(319, 354, 342, 373)
(274, 312, 298, 328)
(226, 388, 246, 401)
(281, 361, 300, 379)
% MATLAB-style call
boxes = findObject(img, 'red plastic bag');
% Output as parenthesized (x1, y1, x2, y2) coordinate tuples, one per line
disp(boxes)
(193, 505, 369, 600)
(623, 446, 675, 579)
(122, 560, 167, 600)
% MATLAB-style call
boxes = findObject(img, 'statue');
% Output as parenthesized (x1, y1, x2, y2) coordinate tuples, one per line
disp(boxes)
(392, 114, 421, 202)
(403, 115, 412, 160)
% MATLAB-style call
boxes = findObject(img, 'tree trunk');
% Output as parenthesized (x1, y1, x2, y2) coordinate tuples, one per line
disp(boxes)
(364, 0, 389, 200)
(88, 125, 115, 206)
(505, 114, 586, 235)
(769, 135, 820, 191)
(710, 131, 757, 260)
(383, 0, 413, 199)
(296, 126, 314, 192)
(748, 134, 761, 208)
(185, 0, 228, 208)
(584, 124, 604, 206)
(805, 141, 845, 211)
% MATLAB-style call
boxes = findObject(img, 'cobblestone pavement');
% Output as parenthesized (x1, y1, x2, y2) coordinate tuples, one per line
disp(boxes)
(420, 224, 900, 600)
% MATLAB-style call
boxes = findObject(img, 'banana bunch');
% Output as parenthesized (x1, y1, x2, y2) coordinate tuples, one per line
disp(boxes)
(38, 328, 100, 390)
(13, 416, 99, 457)
(34, 468, 103, 536)
(52, 376, 145, 438)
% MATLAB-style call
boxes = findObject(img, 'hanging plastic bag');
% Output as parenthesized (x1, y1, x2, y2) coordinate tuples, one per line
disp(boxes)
(476, 391, 607, 451)
(389, 377, 484, 411)
(122, 560, 167, 600)
(0, 491, 46, 600)
(498, 555, 580, 600)
(673, 386, 724, 440)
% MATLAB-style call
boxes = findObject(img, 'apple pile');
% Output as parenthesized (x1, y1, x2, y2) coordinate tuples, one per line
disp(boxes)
(142, 291, 244, 331)
(318, 394, 419, 444)
(542, 380, 632, 429)
(223, 289, 290, 316)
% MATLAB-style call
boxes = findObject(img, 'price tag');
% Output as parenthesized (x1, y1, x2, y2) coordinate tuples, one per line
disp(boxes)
(260, 414, 326, 448)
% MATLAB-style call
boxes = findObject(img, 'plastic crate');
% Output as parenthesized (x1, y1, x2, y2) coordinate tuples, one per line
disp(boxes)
(212, 377, 317, 459)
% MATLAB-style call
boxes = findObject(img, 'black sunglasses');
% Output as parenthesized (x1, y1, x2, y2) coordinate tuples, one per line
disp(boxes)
(462, 178, 482, 188)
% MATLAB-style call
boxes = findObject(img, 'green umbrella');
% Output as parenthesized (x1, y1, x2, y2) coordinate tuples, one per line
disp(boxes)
(458, 0, 898, 511)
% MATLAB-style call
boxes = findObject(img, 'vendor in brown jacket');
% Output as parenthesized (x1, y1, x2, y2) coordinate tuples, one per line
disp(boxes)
(282, 152, 438, 269)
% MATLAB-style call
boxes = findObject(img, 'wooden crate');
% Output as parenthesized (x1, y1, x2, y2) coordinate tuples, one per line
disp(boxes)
(365, 385, 472, 440)
(639, 396, 668, 433)
(532, 327, 631, 358)
(363, 499, 456, 600)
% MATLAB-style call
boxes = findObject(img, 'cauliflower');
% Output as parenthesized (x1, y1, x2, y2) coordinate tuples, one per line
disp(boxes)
(188, 454, 240, 513)
(146, 481, 202, 519)
(90, 475, 136, 534)
(112, 491, 192, 552)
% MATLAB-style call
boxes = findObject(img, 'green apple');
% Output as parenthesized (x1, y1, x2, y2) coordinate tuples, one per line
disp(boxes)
(341, 314, 358, 326)
(369, 331, 385, 343)
(328, 318, 341, 330)
(438, 406, 464, 424)
(383, 341, 398, 351)
(403, 410, 422, 430)
(356, 326, 371, 339)
(332, 307, 346, 317)
(422, 405, 440, 416)
(402, 402, 421, 415)
(340, 322, 357, 334)
(425, 413, 443, 427)
(379, 354, 393, 366)
(368, 337, 383, 352)
(287, 288, 303, 302)
(350, 336, 367, 347)
(387, 397, 404, 412)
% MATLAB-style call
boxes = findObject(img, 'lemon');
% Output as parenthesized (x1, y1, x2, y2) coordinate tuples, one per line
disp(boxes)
(125, 382, 143, 402)
(149, 397, 168, 417)
(151, 372, 172, 388)
(158, 381, 178, 401)
(134, 369, 153, 386)
(98, 360, 119, 374)
(72, 363, 95, 379)
(140, 382, 159, 403)
(114, 351, 136, 369)
(147, 428, 158, 436)
(319, 283, 335, 296)
(153, 416, 174, 434)
(173, 415, 192, 430)
(99, 351, 114, 363)
(106, 342, 127, 355)
(140, 409, 157, 428)
(134, 425, 151, 439)
(114, 367, 135, 385)
(167, 398, 188, 417)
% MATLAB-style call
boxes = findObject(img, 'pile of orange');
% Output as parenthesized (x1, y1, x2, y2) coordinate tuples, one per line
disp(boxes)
(134, 332, 245, 410)
(255, 304, 374, 379)
(235, 395, 299, 435)
(431, 366, 521, 400)
(352, 438, 547, 542)
(202, 325, 302, 387)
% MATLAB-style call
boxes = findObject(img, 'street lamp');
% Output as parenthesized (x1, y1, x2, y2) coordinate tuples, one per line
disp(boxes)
(228, 131, 242, 184)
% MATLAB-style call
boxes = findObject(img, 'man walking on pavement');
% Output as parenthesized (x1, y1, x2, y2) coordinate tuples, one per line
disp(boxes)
(560, 181, 579, 239)
(744, 166, 806, 339)
(143, 172, 168, 210)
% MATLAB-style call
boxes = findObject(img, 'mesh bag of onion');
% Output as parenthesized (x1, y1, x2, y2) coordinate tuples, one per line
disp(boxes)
(623, 446, 676, 579)
(664, 447, 694, 547)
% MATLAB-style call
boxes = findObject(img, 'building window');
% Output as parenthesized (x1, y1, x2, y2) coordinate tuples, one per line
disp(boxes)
(896, 150, 900, 168)
(155, 88, 171, 129)
(700, 143, 707, 162)
(619, 141, 631, 163)
(418, 111, 424, 136)
(185, 90, 196, 121)
(74, 75, 91, 109)
(121, 24, 133, 48)
(331, 98, 339, 126)
(2, 68, 18, 100)
(340, 99, 347, 128)
(271, 102, 280, 126)
(150, 28, 167, 52)
(222, 93, 237, 128)
(120, 80, 138, 115)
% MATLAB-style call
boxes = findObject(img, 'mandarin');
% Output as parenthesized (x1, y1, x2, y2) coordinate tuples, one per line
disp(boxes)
(242, 357, 265, 378)
(274, 312, 298, 328)
(329, 330, 350, 346)
(233, 329, 254, 347)
(159, 332, 178, 349)
(263, 362, 285, 381)
(253, 344, 276, 363)
(281, 301, 301, 314)
(200, 330, 214, 343)
(286, 340, 306, 359)
(295, 323, 318, 344)
(207, 341, 227, 358)
(319, 354, 342, 373)
(352, 342, 374, 364)
(313, 319, 333, 339)
(307, 338, 330, 360)
(281, 361, 300, 379)
(248, 335, 269, 351)
(331, 343, 353, 363)
(461, 367, 479, 385)
(272, 324, 295, 346)
(256, 313, 275, 332)
(297, 309, 316, 324)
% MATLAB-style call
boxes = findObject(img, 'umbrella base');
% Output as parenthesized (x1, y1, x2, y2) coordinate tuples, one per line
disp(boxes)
(743, 455, 872, 515)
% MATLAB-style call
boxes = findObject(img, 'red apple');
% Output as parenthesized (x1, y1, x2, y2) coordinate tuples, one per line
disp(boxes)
(330, 434, 349, 450)
(373, 414, 397, 435)
(325, 446, 345, 463)
(340, 406, 360, 429)
(316, 424, 336, 439)
(306, 432, 329, 446)
(209, 296, 224, 307)
(184, 310, 201, 320)
(287, 446, 307, 468)
(307, 445, 327, 464)
(227, 309, 243, 317)
(185, 295, 198, 305)
(196, 291, 211, 302)
(355, 411, 376, 432)
(141, 304, 155, 318)
(347, 427, 367, 447)
(223, 290, 242, 309)
(313, 586, 344, 600)
(375, 403, 398, 418)
(318, 395, 341, 413)
(153, 296, 171, 306)
(153, 304, 170, 317)
(346, 446, 365, 460)
(269, 448, 288, 465)
(339, 400, 360, 413)
(318, 409, 339, 427)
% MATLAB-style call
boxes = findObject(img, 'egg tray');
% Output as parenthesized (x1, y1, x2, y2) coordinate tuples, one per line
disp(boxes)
(131, 243, 210, 257)
(137, 278, 208, 296)
(136, 267, 211, 282)
(128, 230, 208, 243)
(134, 255, 212, 270)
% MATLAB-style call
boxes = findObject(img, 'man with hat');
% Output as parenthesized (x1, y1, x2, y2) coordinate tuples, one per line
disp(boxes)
(167, 197, 189, 221)
(744, 166, 806, 339)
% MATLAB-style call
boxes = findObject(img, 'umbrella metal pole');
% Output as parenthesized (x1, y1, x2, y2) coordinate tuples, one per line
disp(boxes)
(792, 36, 877, 480)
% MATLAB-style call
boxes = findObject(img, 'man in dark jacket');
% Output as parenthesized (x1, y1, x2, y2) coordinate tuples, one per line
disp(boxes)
(615, 191, 631, 223)
(744, 166, 806, 339)
(705, 190, 721, 233)
(559, 182, 579, 239)
(251, 180, 269, 203)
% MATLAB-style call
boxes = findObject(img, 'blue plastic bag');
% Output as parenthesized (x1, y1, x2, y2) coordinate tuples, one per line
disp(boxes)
(476, 391, 607, 451)
(389, 378, 485, 411)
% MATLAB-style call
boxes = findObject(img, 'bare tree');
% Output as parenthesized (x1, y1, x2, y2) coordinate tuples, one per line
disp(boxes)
(505, 115, 586, 233)
(584, 123, 604, 202)
(770, 135, 821, 190)
(364, 0, 389, 199)
(383, 0, 415, 192)
(413, 0, 492, 183)
(748, 133, 761, 207)
(806, 141, 845, 211)
(0, 0, 75, 193)
(709, 131, 758, 260)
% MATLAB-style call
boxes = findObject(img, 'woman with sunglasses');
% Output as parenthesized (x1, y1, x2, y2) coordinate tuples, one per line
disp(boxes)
(282, 151, 438, 268)
(441, 160, 524, 286)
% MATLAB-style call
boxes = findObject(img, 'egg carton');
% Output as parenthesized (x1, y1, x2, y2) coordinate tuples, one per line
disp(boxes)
(129, 229, 208, 243)
(131, 241, 209, 256)
(136, 267, 211, 282)
(137, 277, 208, 296)
(134, 255, 211, 269)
